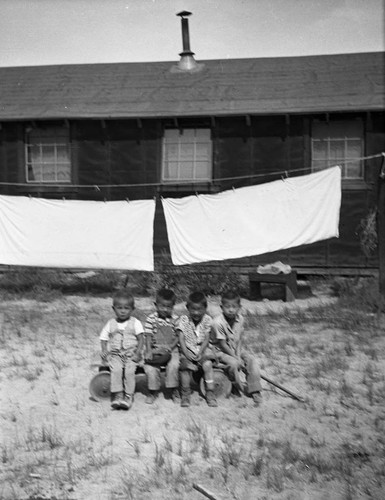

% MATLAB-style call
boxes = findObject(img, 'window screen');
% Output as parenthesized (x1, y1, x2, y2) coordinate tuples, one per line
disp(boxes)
(162, 129, 212, 183)
(25, 127, 71, 183)
(311, 121, 364, 179)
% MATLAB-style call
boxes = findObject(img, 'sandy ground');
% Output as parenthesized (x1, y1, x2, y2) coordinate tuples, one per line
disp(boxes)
(0, 282, 384, 499)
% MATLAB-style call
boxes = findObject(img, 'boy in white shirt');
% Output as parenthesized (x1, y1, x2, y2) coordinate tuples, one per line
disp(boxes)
(100, 289, 144, 410)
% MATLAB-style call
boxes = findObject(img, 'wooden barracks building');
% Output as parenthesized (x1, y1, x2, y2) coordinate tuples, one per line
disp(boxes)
(0, 13, 384, 274)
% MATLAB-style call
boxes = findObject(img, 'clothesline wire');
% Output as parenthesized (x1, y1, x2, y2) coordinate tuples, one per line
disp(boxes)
(0, 152, 383, 190)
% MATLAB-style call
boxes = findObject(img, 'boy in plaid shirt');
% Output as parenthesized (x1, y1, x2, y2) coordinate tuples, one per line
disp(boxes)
(143, 288, 180, 404)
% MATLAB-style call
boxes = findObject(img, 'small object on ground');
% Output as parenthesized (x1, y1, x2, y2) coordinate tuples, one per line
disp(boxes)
(206, 390, 218, 407)
(193, 483, 220, 500)
(29, 473, 41, 479)
(261, 373, 305, 402)
(252, 391, 263, 406)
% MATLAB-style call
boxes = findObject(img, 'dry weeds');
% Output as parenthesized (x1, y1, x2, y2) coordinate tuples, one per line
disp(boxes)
(0, 281, 384, 499)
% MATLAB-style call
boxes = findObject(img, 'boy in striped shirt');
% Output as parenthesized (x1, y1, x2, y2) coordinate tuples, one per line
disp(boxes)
(177, 291, 217, 408)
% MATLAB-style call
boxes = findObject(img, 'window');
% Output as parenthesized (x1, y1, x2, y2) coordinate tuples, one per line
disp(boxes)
(162, 128, 212, 183)
(311, 121, 364, 179)
(25, 126, 71, 183)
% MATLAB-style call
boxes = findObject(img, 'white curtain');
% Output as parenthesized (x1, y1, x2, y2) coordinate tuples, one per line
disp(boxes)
(0, 196, 156, 270)
(162, 167, 341, 266)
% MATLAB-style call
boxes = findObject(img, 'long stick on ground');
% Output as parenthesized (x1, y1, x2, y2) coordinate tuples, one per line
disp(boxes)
(193, 483, 220, 500)
(261, 373, 305, 402)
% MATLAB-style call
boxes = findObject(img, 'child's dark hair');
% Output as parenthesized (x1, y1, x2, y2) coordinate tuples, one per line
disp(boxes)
(187, 291, 207, 308)
(113, 289, 135, 306)
(221, 289, 241, 303)
(156, 288, 176, 304)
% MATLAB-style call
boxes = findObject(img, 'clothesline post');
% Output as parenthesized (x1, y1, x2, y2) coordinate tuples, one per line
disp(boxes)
(378, 154, 385, 299)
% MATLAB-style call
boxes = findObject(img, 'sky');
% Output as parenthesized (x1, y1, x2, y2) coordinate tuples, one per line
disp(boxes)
(0, 0, 384, 67)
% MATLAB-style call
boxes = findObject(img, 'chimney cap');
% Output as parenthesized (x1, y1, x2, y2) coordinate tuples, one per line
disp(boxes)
(177, 11, 192, 18)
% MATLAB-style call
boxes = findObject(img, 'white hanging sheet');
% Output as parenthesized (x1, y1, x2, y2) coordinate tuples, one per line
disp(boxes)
(0, 196, 155, 270)
(162, 167, 341, 266)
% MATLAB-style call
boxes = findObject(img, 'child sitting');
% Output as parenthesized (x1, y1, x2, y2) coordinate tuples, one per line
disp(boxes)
(143, 288, 180, 404)
(100, 289, 144, 410)
(177, 291, 217, 408)
(211, 290, 263, 406)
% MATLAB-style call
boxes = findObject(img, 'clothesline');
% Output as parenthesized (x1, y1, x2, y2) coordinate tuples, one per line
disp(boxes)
(0, 152, 383, 190)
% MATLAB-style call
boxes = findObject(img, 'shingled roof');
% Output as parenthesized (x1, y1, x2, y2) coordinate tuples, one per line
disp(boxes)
(0, 52, 384, 120)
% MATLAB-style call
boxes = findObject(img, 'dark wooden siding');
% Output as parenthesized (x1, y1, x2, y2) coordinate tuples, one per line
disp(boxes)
(0, 112, 383, 272)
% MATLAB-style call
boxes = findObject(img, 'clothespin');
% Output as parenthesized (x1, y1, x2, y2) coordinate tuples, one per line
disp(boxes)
(125, 197, 130, 203)
(94, 185, 100, 192)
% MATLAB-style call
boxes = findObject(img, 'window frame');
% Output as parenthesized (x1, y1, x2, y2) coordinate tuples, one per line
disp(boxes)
(161, 127, 213, 185)
(24, 125, 72, 184)
(310, 119, 365, 183)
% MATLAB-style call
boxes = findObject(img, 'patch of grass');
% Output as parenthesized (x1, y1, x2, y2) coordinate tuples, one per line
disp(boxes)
(154, 443, 166, 471)
(127, 440, 141, 458)
(219, 435, 243, 468)
(265, 465, 285, 492)
(1, 445, 14, 464)
(331, 277, 384, 314)
(22, 366, 43, 381)
(1, 281, 384, 500)
(41, 424, 64, 449)
(247, 452, 264, 477)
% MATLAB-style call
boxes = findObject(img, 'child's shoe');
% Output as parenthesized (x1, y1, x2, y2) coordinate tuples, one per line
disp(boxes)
(180, 389, 191, 407)
(206, 390, 218, 407)
(145, 391, 158, 405)
(171, 388, 180, 403)
(252, 391, 263, 407)
(111, 392, 124, 410)
(120, 393, 133, 410)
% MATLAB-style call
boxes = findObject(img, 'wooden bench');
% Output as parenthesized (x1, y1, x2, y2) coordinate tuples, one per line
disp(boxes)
(249, 271, 298, 302)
